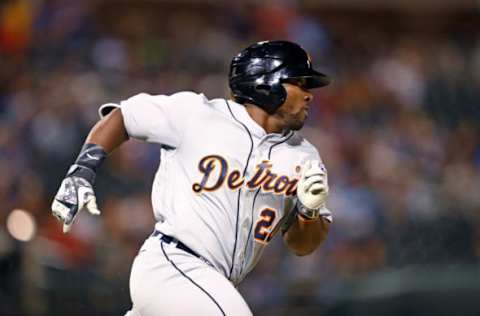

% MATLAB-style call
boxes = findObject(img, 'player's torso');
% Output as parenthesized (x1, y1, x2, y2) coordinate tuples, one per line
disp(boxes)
(153, 98, 312, 283)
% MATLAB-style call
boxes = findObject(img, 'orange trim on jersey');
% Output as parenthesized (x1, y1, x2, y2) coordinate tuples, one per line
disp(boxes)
(227, 169, 244, 190)
(273, 175, 290, 194)
(261, 171, 277, 192)
(254, 207, 277, 244)
(192, 154, 234, 194)
(246, 160, 272, 189)
(192, 155, 301, 198)
(284, 179, 299, 196)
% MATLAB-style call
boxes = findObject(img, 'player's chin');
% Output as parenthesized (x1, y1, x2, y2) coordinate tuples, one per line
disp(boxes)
(287, 116, 306, 131)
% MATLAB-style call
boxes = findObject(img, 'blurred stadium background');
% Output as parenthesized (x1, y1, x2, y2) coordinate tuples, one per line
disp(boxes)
(1, 0, 480, 315)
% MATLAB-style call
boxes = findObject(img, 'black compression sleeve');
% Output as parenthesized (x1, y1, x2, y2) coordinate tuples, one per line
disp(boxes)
(67, 143, 107, 184)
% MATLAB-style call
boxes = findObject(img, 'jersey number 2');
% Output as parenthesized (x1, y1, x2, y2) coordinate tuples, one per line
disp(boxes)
(254, 208, 277, 243)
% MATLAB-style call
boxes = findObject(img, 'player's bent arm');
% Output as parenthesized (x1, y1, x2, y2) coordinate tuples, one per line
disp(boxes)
(282, 159, 331, 256)
(283, 215, 330, 256)
(86, 108, 129, 152)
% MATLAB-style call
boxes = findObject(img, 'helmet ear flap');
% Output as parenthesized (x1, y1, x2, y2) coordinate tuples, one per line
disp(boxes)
(258, 82, 287, 114)
(270, 82, 287, 109)
(255, 84, 271, 92)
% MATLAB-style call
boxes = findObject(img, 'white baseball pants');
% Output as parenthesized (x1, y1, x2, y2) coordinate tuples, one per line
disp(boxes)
(124, 235, 253, 316)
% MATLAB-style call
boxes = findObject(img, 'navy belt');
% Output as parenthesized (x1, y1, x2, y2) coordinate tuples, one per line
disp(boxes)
(152, 230, 200, 259)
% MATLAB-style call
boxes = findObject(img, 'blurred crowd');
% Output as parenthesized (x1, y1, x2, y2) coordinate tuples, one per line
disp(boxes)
(1, 0, 480, 315)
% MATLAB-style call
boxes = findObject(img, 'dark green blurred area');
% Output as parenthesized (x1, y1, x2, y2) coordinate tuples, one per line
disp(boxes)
(1, 0, 480, 315)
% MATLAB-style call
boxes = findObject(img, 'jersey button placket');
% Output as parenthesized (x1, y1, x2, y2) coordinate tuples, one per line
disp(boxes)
(239, 218, 249, 264)
(236, 147, 259, 280)
(246, 151, 257, 177)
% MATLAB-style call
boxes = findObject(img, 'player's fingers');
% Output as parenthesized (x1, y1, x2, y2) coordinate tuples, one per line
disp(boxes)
(86, 197, 101, 215)
(302, 175, 325, 191)
(63, 222, 73, 234)
(303, 172, 326, 182)
(78, 186, 98, 212)
(51, 200, 71, 221)
(304, 163, 326, 175)
(304, 161, 327, 177)
(309, 183, 327, 195)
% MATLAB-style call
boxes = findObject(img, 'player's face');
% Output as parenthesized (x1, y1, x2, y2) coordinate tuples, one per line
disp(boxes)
(275, 79, 314, 131)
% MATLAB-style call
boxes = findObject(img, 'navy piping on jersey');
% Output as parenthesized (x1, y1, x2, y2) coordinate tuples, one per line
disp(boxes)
(239, 187, 261, 277)
(160, 241, 226, 316)
(225, 100, 255, 280)
(239, 132, 295, 276)
(267, 132, 294, 158)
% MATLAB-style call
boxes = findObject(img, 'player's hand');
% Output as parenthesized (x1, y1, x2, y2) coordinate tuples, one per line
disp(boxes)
(296, 160, 330, 220)
(51, 176, 100, 233)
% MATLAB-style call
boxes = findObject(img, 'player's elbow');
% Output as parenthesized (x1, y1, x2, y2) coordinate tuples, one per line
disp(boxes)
(292, 248, 313, 256)
(284, 238, 318, 256)
(290, 245, 317, 256)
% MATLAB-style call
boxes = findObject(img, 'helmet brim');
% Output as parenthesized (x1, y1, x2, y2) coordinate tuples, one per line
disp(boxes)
(296, 69, 331, 88)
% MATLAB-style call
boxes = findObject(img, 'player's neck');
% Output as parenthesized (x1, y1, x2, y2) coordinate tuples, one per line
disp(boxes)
(244, 103, 285, 134)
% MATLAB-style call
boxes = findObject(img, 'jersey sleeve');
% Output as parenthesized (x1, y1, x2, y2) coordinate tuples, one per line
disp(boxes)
(120, 91, 203, 147)
(298, 139, 323, 166)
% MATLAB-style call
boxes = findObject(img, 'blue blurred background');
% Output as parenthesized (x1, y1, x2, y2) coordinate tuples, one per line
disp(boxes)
(1, 0, 480, 315)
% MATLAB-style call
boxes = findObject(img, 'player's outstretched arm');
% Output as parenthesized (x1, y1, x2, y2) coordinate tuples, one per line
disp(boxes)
(51, 109, 128, 233)
(283, 160, 332, 256)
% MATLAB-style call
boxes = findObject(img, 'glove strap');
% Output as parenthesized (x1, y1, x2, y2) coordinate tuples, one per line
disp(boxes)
(67, 143, 107, 185)
(296, 201, 333, 223)
(296, 202, 320, 219)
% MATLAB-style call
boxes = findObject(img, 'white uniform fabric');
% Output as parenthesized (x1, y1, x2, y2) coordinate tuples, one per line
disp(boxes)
(126, 235, 252, 316)
(111, 91, 330, 315)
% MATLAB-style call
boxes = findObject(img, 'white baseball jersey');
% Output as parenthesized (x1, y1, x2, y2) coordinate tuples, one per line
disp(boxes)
(112, 91, 329, 285)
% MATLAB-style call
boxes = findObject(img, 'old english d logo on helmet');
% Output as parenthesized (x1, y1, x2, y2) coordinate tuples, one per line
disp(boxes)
(229, 40, 331, 114)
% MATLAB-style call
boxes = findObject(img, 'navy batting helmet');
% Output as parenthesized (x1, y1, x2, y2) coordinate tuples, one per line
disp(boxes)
(229, 40, 330, 114)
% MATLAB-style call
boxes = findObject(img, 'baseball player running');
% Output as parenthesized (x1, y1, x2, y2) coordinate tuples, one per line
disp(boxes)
(51, 40, 332, 316)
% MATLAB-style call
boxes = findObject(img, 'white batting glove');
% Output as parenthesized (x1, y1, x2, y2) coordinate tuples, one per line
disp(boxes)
(296, 160, 332, 221)
(51, 175, 100, 233)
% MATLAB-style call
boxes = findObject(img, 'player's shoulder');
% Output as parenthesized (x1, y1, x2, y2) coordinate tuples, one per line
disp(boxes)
(99, 91, 208, 118)
(286, 132, 317, 151)
(165, 91, 207, 103)
(286, 132, 321, 160)
(131, 91, 207, 105)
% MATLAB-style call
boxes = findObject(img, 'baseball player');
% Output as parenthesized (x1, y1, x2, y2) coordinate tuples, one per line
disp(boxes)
(51, 40, 332, 316)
